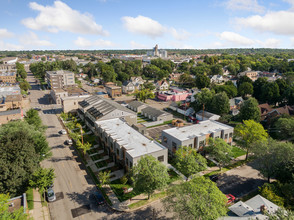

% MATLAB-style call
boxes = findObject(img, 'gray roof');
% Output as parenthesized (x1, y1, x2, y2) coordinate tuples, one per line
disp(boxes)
(0, 108, 21, 116)
(46, 70, 73, 75)
(141, 106, 172, 118)
(196, 110, 220, 119)
(229, 97, 243, 107)
(128, 101, 146, 109)
(122, 81, 134, 87)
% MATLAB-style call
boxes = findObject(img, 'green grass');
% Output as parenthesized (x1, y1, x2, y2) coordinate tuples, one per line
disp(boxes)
(39, 190, 47, 207)
(110, 179, 140, 202)
(26, 188, 34, 210)
(128, 191, 167, 209)
(146, 120, 173, 128)
(167, 169, 181, 184)
(231, 146, 246, 158)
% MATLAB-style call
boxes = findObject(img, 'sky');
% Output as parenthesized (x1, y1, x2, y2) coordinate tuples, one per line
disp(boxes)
(1, 0, 294, 50)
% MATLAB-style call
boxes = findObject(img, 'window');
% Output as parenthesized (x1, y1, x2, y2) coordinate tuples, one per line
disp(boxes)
(189, 144, 193, 148)
(229, 133, 233, 138)
(158, 156, 164, 162)
(172, 142, 177, 148)
(163, 136, 167, 143)
(225, 134, 228, 139)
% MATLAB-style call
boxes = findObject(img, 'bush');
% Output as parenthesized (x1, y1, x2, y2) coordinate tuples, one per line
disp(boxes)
(120, 175, 128, 185)
(259, 183, 284, 207)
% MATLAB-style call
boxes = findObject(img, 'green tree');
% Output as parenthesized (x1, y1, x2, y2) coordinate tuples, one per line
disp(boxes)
(207, 138, 232, 170)
(0, 194, 31, 220)
(239, 97, 261, 122)
(76, 140, 91, 156)
(29, 167, 55, 199)
(238, 82, 253, 98)
(259, 183, 285, 207)
(25, 109, 44, 130)
(98, 171, 111, 186)
(174, 146, 207, 178)
(272, 117, 294, 140)
(19, 80, 31, 92)
(266, 208, 294, 220)
(261, 82, 280, 105)
(253, 77, 268, 101)
(195, 74, 210, 89)
(143, 82, 155, 90)
(135, 89, 155, 103)
(132, 155, 169, 199)
(237, 75, 253, 87)
(191, 88, 215, 112)
(285, 84, 294, 105)
(163, 176, 227, 220)
(235, 120, 268, 160)
(210, 92, 230, 115)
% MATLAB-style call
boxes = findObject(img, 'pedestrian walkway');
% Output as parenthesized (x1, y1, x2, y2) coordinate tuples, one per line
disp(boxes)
(29, 189, 50, 220)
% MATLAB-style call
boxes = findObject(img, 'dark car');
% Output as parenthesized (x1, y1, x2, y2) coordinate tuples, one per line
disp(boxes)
(209, 174, 219, 182)
(92, 192, 105, 205)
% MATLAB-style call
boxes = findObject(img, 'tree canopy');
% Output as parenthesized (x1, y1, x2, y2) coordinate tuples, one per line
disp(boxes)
(239, 97, 261, 122)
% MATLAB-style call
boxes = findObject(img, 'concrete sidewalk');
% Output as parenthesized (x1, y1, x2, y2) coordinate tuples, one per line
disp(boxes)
(29, 189, 50, 220)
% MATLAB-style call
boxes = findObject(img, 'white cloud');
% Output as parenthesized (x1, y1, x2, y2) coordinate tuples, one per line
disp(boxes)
(130, 41, 148, 49)
(121, 15, 166, 38)
(236, 10, 294, 35)
(0, 41, 23, 50)
(225, 0, 265, 13)
(219, 31, 255, 46)
(258, 38, 281, 48)
(74, 37, 115, 48)
(0, 29, 14, 39)
(22, 1, 108, 35)
(170, 28, 191, 41)
(19, 32, 54, 47)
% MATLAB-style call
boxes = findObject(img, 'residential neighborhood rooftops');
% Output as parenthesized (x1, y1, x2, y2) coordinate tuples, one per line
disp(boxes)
(163, 120, 233, 141)
(96, 118, 166, 158)
(0, 86, 21, 97)
(128, 100, 146, 108)
(0, 108, 21, 116)
(141, 106, 171, 118)
(0, 72, 16, 76)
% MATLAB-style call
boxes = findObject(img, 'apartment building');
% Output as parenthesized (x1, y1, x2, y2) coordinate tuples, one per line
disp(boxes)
(95, 118, 168, 171)
(161, 120, 234, 153)
(0, 72, 16, 83)
(105, 85, 122, 98)
(77, 95, 137, 129)
(46, 70, 75, 89)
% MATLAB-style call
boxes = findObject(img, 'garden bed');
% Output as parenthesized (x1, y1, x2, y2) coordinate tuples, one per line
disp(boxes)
(231, 146, 246, 158)
(110, 179, 140, 202)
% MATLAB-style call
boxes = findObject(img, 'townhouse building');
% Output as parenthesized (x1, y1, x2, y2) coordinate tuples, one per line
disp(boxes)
(46, 70, 75, 89)
(161, 120, 234, 154)
(0, 72, 16, 83)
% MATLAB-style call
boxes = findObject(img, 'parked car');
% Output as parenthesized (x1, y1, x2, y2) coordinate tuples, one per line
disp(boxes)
(209, 174, 219, 182)
(59, 129, 67, 135)
(226, 194, 236, 204)
(33, 107, 41, 111)
(92, 192, 105, 205)
(66, 139, 73, 145)
(47, 188, 56, 202)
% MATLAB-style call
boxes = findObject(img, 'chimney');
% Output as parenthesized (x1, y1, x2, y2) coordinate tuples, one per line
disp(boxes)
(260, 205, 267, 214)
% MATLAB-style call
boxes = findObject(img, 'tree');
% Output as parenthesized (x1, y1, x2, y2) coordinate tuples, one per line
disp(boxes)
(143, 82, 155, 91)
(253, 77, 268, 101)
(261, 82, 280, 105)
(195, 74, 210, 89)
(76, 140, 91, 156)
(0, 193, 31, 220)
(235, 120, 268, 160)
(285, 84, 294, 105)
(135, 89, 155, 103)
(25, 109, 44, 130)
(210, 92, 230, 115)
(238, 82, 253, 98)
(132, 155, 169, 199)
(266, 208, 294, 220)
(98, 171, 111, 186)
(174, 146, 207, 178)
(163, 176, 227, 220)
(29, 167, 55, 199)
(207, 138, 232, 170)
(19, 80, 31, 92)
(259, 183, 285, 207)
(239, 97, 261, 122)
(272, 117, 294, 140)
(237, 75, 253, 87)
(191, 88, 215, 112)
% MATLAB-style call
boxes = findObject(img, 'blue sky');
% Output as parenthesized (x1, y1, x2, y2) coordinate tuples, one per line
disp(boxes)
(1, 0, 294, 50)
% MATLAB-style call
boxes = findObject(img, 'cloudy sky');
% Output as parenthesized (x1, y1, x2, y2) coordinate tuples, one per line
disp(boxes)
(1, 0, 294, 50)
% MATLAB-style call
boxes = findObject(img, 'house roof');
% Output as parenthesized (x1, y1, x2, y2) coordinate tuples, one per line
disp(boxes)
(122, 81, 134, 86)
(128, 100, 146, 109)
(96, 118, 166, 158)
(258, 103, 273, 115)
(229, 97, 243, 107)
(162, 120, 233, 141)
(141, 106, 172, 118)
(196, 110, 220, 119)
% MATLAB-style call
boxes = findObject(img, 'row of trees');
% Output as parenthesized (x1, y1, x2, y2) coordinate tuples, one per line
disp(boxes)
(15, 62, 31, 94)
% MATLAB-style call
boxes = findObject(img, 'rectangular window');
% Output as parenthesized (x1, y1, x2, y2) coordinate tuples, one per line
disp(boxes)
(229, 133, 233, 138)
(158, 156, 164, 162)
(126, 158, 129, 166)
(172, 141, 177, 148)
(163, 136, 167, 143)
(225, 134, 228, 139)
(130, 162, 133, 168)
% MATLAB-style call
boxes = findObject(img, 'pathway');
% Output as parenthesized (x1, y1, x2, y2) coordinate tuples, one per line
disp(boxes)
(29, 189, 50, 220)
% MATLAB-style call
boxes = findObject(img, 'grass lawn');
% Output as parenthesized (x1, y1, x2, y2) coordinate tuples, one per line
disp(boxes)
(128, 191, 166, 209)
(231, 146, 246, 158)
(110, 179, 140, 202)
(39, 190, 48, 207)
(146, 120, 173, 128)
(26, 188, 34, 210)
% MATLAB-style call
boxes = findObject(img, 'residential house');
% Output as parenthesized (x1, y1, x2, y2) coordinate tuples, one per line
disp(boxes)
(0, 72, 16, 83)
(196, 110, 221, 121)
(258, 103, 273, 121)
(238, 71, 259, 81)
(210, 75, 225, 84)
(263, 105, 294, 123)
(122, 81, 135, 94)
(161, 120, 234, 153)
(105, 85, 122, 98)
(128, 100, 147, 113)
(155, 80, 169, 91)
(222, 195, 280, 219)
(130, 76, 144, 88)
(141, 106, 173, 122)
(46, 70, 75, 89)
(95, 118, 168, 172)
(77, 95, 137, 130)
(229, 97, 243, 111)
(7, 193, 28, 215)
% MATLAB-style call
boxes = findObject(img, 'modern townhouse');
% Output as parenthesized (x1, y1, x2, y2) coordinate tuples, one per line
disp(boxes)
(46, 70, 75, 89)
(141, 106, 173, 122)
(127, 100, 147, 113)
(161, 120, 234, 154)
(95, 118, 168, 171)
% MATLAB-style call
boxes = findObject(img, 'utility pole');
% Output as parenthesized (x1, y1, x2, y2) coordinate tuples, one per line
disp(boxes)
(202, 103, 205, 121)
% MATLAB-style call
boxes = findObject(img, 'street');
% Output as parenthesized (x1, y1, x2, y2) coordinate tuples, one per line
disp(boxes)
(27, 73, 172, 219)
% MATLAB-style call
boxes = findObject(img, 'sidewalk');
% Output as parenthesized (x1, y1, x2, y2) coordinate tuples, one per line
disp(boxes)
(29, 189, 50, 220)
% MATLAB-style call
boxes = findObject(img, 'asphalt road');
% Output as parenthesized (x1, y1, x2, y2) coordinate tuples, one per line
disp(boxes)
(27, 73, 173, 219)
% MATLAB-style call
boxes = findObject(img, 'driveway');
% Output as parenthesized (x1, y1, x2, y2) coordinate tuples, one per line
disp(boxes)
(217, 161, 266, 198)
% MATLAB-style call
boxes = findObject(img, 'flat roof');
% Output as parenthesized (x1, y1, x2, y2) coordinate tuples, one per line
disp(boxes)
(96, 118, 166, 158)
(162, 120, 233, 141)
(0, 72, 16, 76)
(0, 86, 21, 97)
(47, 70, 74, 75)
(0, 108, 21, 116)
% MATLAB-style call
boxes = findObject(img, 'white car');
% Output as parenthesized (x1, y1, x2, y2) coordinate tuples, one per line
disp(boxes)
(59, 129, 67, 135)
(47, 188, 56, 202)
(66, 139, 73, 145)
